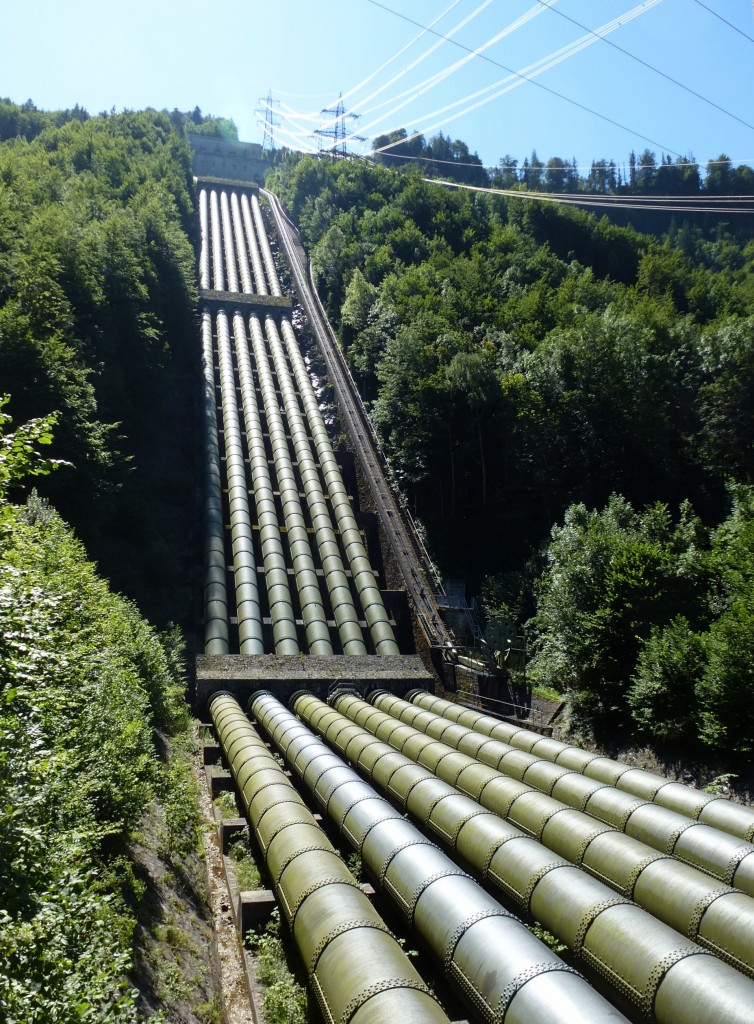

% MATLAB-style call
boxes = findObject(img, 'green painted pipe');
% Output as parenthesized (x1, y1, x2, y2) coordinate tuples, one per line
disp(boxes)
(248, 192, 396, 654)
(405, 691, 754, 893)
(409, 692, 754, 843)
(209, 692, 448, 1024)
(298, 692, 754, 1024)
(240, 192, 268, 296)
(219, 190, 239, 294)
(247, 314, 332, 655)
(199, 188, 210, 289)
(251, 193, 282, 297)
(229, 192, 253, 295)
(408, 690, 754, 845)
(200, 306, 229, 654)
(234, 310, 298, 655)
(216, 309, 265, 653)
(279, 316, 399, 655)
(209, 188, 225, 292)
(366, 690, 754, 979)
(253, 691, 629, 1024)
(265, 317, 367, 654)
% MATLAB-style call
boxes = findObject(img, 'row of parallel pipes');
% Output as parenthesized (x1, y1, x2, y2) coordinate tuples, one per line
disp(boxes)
(197, 182, 398, 655)
(260, 314, 364, 654)
(295, 690, 754, 1024)
(409, 691, 754, 844)
(362, 690, 754, 979)
(252, 690, 629, 1024)
(404, 691, 754, 891)
(278, 315, 399, 655)
(246, 313, 330, 654)
(209, 691, 450, 1024)
(217, 310, 265, 652)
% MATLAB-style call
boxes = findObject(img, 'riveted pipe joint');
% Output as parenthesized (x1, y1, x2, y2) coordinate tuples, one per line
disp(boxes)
(310, 692, 754, 1024)
(254, 691, 629, 1024)
(368, 690, 754, 981)
(209, 692, 449, 1024)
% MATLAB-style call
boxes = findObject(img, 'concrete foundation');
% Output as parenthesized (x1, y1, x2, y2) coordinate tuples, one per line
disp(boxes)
(195, 653, 433, 714)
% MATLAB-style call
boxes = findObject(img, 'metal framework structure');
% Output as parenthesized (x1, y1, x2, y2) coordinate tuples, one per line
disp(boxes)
(256, 90, 280, 151)
(315, 93, 364, 156)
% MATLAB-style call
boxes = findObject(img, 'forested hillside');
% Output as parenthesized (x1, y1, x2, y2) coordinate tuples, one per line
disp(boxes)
(0, 100, 199, 623)
(0, 102, 213, 1022)
(268, 150, 754, 753)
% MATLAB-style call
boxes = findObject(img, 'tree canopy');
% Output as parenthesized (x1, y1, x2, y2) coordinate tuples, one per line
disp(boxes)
(269, 147, 754, 753)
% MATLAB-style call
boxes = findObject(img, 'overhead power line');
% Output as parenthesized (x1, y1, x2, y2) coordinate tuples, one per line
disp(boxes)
(349, 0, 561, 143)
(538, 0, 754, 134)
(426, 176, 754, 214)
(691, 0, 754, 44)
(373, 151, 754, 173)
(364, 0, 680, 157)
(367, 0, 664, 155)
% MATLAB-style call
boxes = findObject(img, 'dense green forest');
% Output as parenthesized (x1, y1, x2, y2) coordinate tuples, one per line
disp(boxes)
(373, 126, 754, 199)
(0, 101, 209, 1021)
(268, 146, 754, 754)
(0, 99, 237, 623)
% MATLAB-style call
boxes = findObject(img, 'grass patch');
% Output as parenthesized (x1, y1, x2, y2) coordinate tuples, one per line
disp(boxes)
(228, 835, 263, 891)
(213, 791, 239, 818)
(249, 912, 308, 1024)
(531, 684, 564, 704)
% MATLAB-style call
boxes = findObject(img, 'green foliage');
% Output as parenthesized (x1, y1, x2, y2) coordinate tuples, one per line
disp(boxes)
(0, 396, 65, 491)
(628, 617, 705, 743)
(213, 791, 239, 818)
(270, 153, 754, 590)
(703, 772, 738, 796)
(0, 103, 196, 622)
(0, 495, 189, 1021)
(528, 496, 709, 734)
(159, 732, 202, 861)
(0, 398, 69, 535)
(250, 912, 308, 1024)
(698, 600, 754, 752)
(228, 835, 263, 891)
(531, 487, 754, 753)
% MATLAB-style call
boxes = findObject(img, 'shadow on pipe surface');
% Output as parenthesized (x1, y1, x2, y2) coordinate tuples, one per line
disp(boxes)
(295, 690, 754, 1024)
(209, 691, 449, 1024)
(251, 690, 628, 1024)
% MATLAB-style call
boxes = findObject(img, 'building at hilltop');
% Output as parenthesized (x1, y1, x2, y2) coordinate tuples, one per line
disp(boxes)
(189, 133, 270, 184)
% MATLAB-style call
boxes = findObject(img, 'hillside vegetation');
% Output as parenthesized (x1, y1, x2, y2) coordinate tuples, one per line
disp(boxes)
(0, 100, 199, 623)
(0, 101, 209, 1021)
(269, 150, 754, 753)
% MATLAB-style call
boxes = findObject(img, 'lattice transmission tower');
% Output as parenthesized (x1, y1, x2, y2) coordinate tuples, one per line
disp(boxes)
(256, 91, 281, 151)
(315, 94, 364, 157)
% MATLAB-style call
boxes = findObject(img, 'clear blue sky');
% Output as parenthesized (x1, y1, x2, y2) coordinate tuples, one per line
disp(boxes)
(2, 0, 753, 173)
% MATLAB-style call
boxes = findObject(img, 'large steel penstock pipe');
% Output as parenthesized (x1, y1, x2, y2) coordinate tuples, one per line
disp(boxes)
(407, 690, 754, 843)
(366, 690, 754, 980)
(253, 690, 629, 1024)
(296, 692, 754, 1024)
(209, 692, 450, 1024)
(404, 691, 754, 894)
